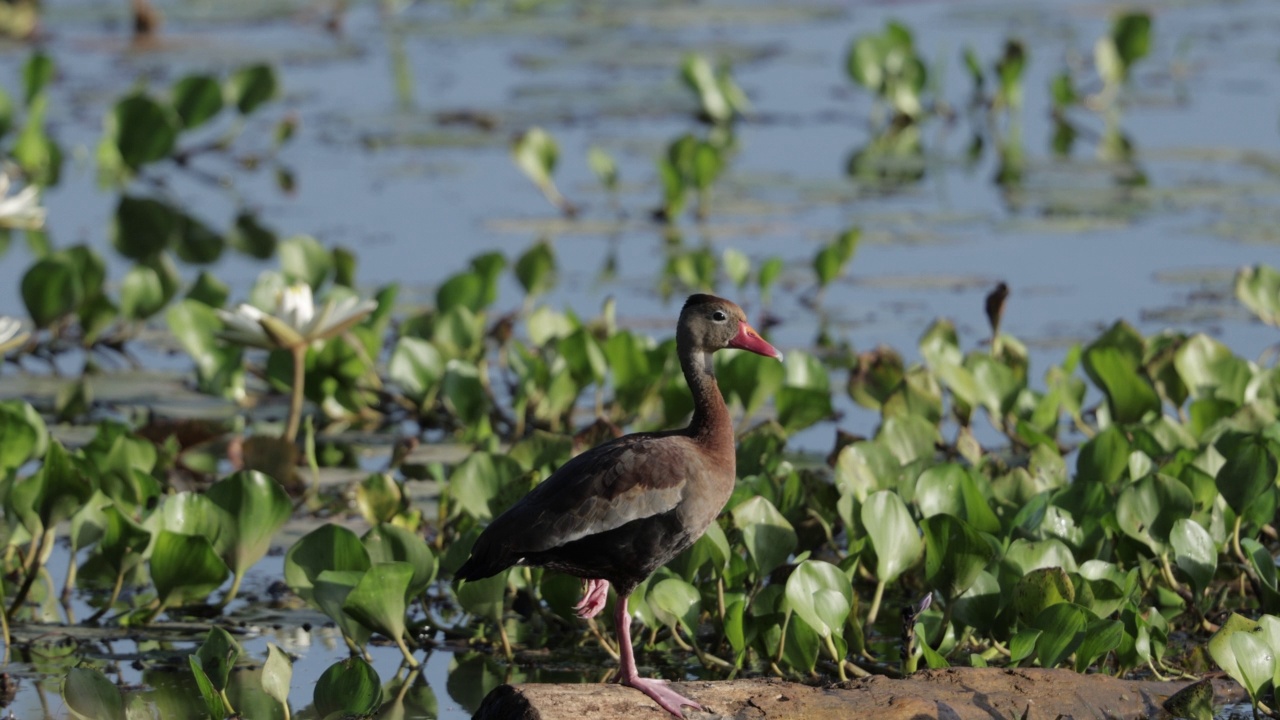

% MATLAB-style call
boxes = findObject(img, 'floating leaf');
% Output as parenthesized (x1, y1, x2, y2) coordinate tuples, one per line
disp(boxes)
(283, 524, 371, 605)
(205, 471, 292, 603)
(194, 626, 240, 692)
(648, 577, 701, 636)
(923, 513, 995, 601)
(343, 562, 413, 645)
(261, 644, 293, 713)
(110, 94, 179, 170)
(731, 496, 797, 579)
(227, 63, 279, 115)
(1115, 474, 1194, 555)
(1170, 518, 1216, 595)
(171, 74, 223, 130)
(863, 490, 922, 583)
(64, 667, 124, 720)
(21, 255, 82, 327)
(150, 530, 229, 611)
(783, 560, 852, 638)
(314, 658, 381, 719)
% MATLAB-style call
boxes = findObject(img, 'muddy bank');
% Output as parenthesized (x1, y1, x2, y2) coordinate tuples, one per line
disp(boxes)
(474, 668, 1244, 720)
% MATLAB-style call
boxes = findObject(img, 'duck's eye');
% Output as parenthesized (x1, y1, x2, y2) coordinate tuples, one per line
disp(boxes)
(712, 310, 728, 322)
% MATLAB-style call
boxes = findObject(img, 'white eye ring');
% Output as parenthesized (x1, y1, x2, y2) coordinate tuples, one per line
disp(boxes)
(712, 310, 728, 322)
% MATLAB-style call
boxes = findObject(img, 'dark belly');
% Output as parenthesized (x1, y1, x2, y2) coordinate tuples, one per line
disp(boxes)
(522, 508, 694, 596)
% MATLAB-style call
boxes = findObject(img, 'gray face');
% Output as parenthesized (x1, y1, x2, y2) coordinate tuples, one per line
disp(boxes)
(678, 298, 742, 354)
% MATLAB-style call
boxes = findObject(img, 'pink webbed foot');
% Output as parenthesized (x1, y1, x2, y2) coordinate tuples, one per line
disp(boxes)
(573, 578, 610, 619)
(620, 675, 703, 718)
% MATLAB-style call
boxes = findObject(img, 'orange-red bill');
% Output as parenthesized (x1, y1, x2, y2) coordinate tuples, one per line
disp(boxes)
(727, 321, 783, 361)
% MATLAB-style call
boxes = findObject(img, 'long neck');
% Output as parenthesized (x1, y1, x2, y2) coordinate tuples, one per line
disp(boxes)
(679, 343, 734, 455)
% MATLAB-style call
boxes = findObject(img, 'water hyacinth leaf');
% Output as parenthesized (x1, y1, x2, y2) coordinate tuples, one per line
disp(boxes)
(1076, 425, 1130, 487)
(314, 658, 381, 719)
(923, 514, 995, 601)
(877, 414, 940, 465)
(442, 360, 490, 434)
(722, 248, 750, 288)
(119, 263, 166, 320)
(1076, 617, 1124, 673)
(151, 530, 229, 610)
(195, 626, 240, 691)
(952, 570, 1001, 633)
(1208, 613, 1261, 684)
(313, 570, 372, 647)
(230, 211, 277, 258)
(834, 440, 900, 502)
(1008, 629, 1039, 665)
(113, 195, 180, 259)
(187, 656, 225, 718)
(1229, 632, 1274, 702)
(389, 336, 444, 409)
(283, 523, 371, 604)
(648, 577, 701, 636)
(1170, 518, 1215, 595)
(1013, 566, 1074, 626)
(63, 667, 125, 720)
(515, 240, 556, 297)
(0, 401, 41, 473)
(111, 94, 179, 170)
(97, 504, 151, 575)
(559, 327, 608, 388)
(355, 472, 403, 525)
(343, 561, 413, 642)
(261, 643, 293, 712)
(447, 452, 525, 521)
(1236, 264, 1280, 326)
(1034, 603, 1087, 669)
(587, 146, 617, 191)
(21, 254, 82, 327)
(719, 350, 786, 419)
(1082, 322, 1159, 423)
(782, 612, 823, 673)
(512, 127, 558, 191)
(456, 570, 508, 624)
(205, 471, 292, 599)
(1162, 679, 1215, 720)
(171, 74, 223, 129)
(227, 63, 279, 114)
(22, 51, 52, 104)
(776, 386, 832, 434)
(1111, 12, 1152, 78)
(1115, 474, 1193, 555)
(863, 490, 922, 583)
(1242, 539, 1280, 613)
(157, 491, 226, 547)
(1213, 431, 1277, 515)
(813, 228, 859, 288)
(9, 439, 93, 533)
(1174, 334, 1250, 405)
(731, 496, 797, 578)
(363, 524, 437, 596)
(279, 234, 332, 289)
(783, 560, 852, 638)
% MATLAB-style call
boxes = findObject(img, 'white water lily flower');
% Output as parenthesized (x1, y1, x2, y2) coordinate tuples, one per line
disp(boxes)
(0, 174, 45, 230)
(217, 283, 377, 351)
(0, 316, 29, 354)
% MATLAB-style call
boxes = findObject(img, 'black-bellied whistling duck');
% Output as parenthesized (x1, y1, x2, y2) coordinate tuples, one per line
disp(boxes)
(457, 294, 783, 717)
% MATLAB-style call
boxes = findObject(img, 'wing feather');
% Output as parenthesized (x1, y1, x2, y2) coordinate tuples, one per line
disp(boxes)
(486, 433, 702, 555)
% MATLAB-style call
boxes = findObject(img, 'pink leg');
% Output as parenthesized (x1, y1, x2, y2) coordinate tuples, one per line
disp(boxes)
(613, 594, 703, 718)
(573, 578, 610, 619)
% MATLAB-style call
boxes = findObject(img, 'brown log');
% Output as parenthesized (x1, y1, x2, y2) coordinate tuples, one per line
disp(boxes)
(474, 668, 1245, 720)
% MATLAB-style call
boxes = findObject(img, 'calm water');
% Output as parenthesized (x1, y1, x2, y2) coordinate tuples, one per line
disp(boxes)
(3, 0, 1280, 716)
